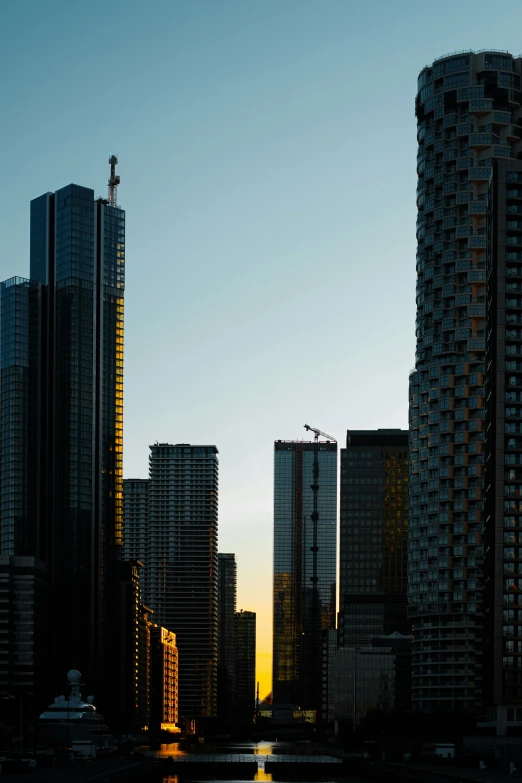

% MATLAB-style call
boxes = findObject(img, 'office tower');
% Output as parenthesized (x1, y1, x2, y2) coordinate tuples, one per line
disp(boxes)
(29, 181, 125, 699)
(272, 438, 337, 712)
(339, 430, 409, 646)
(0, 278, 48, 711)
(321, 629, 338, 727)
(410, 50, 522, 713)
(235, 610, 256, 722)
(217, 553, 237, 722)
(149, 626, 179, 733)
(484, 159, 522, 733)
(0, 277, 45, 558)
(148, 443, 219, 720)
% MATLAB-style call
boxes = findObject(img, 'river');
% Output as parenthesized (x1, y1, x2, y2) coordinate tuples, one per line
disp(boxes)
(151, 739, 362, 783)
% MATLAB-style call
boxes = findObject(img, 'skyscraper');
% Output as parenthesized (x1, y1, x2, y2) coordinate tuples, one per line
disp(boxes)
(410, 51, 522, 713)
(123, 479, 150, 594)
(217, 553, 237, 722)
(339, 429, 409, 647)
(484, 159, 522, 731)
(31, 182, 125, 697)
(0, 173, 125, 705)
(235, 610, 256, 722)
(0, 277, 45, 559)
(147, 443, 219, 720)
(272, 438, 337, 712)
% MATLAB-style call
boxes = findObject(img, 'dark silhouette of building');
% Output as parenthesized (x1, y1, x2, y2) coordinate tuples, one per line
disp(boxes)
(484, 159, 522, 734)
(410, 50, 522, 713)
(217, 553, 236, 723)
(0, 174, 126, 719)
(330, 632, 412, 731)
(147, 444, 219, 721)
(137, 605, 153, 731)
(339, 429, 409, 646)
(30, 183, 125, 701)
(235, 610, 256, 723)
(109, 560, 149, 731)
(0, 556, 47, 715)
(272, 439, 337, 713)
(123, 479, 150, 574)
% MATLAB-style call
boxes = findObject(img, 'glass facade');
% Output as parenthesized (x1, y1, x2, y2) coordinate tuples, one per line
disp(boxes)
(217, 553, 237, 721)
(0, 278, 44, 558)
(235, 610, 256, 722)
(273, 440, 337, 712)
(339, 430, 409, 646)
(410, 50, 522, 712)
(0, 180, 126, 719)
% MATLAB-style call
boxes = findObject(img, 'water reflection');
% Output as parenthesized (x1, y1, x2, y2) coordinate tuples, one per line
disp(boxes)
(156, 739, 302, 758)
(163, 776, 272, 783)
(155, 741, 188, 758)
(158, 740, 336, 782)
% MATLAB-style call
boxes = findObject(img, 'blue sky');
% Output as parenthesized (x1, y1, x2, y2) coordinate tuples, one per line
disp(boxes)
(2, 0, 522, 695)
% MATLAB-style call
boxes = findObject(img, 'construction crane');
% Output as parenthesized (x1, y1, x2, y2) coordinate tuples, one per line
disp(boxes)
(304, 423, 336, 443)
(302, 423, 337, 710)
(108, 155, 120, 207)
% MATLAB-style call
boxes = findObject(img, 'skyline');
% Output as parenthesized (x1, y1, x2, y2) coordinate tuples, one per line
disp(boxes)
(4, 0, 522, 699)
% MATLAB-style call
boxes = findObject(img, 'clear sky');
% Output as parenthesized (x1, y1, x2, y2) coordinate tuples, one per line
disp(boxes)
(2, 0, 522, 700)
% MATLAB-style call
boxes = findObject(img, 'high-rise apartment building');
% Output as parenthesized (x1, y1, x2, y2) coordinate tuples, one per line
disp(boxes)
(410, 51, 522, 713)
(235, 610, 256, 722)
(217, 553, 237, 721)
(147, 443, 219, 720)
(484, 159, 522, 732)
(272, 439, 337, 712)
(0, 175, 125, 707)
(123, 479, 150, 595)
(339, 430, 409, 646)
(123, 479, 150, 563)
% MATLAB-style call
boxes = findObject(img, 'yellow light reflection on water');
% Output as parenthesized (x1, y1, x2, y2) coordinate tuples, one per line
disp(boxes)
(254, 768, 273, 781)
(162, 773, 273, 783)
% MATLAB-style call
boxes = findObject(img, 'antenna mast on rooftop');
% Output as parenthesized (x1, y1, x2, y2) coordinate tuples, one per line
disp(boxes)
(108, 155, 120, 206)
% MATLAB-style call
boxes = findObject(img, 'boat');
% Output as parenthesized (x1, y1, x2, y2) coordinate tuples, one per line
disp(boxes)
(37, 669, 116, 752)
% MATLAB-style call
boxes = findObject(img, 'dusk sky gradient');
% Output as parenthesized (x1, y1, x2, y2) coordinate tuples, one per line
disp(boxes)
(2, 0, 522, 699)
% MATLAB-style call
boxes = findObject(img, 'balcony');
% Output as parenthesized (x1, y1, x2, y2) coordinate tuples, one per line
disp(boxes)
(469, 99, 494, 113)
(468, 235, 487, 249)
(469, 133, 498, 147)
(469, 167, 491, 181)
(469, 201, 487, 215)
(493, 110, 512, 124)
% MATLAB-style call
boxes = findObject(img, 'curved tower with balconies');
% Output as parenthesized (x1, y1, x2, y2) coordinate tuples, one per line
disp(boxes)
(410, 50, 522, 713)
